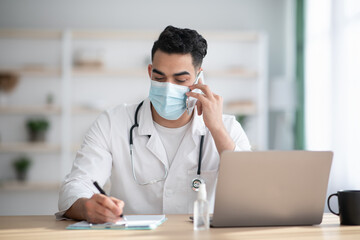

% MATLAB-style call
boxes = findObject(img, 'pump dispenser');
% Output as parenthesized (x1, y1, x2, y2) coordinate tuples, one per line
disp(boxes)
(193, 183, 210, 230)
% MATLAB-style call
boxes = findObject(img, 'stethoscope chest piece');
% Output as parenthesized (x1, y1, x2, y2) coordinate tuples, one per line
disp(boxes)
(192, 177, 204, 192)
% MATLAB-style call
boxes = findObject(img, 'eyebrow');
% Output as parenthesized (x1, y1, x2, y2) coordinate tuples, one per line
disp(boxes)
(152, 68, 165, 76)
(152, 68, 190, 77)
(173, 71, 190, 77)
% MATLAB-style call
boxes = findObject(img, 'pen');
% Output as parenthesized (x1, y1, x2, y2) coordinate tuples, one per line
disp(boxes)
(93, 181, 125, 219)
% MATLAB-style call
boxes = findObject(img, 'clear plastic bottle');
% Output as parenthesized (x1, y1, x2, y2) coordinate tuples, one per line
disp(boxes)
(193, 183, 210, 230)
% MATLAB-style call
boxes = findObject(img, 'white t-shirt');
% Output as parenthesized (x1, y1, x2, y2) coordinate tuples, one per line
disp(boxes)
(153, 120, 192, 167)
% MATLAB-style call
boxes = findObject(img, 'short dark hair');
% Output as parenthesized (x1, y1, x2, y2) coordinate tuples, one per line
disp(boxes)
(151, 26, 207, 69)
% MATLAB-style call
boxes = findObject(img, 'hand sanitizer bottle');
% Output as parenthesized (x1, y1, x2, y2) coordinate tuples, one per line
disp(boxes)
(193, 183, 210, 230)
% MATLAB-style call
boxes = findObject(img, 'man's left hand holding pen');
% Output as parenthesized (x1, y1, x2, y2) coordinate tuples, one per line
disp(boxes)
(63, 181, 125, 224)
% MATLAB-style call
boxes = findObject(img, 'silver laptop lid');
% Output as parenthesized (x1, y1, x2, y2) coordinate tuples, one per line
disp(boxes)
(211, 151, 333, 227)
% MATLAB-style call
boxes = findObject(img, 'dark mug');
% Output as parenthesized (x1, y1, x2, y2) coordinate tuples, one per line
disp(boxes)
(327, 190, 360, 225)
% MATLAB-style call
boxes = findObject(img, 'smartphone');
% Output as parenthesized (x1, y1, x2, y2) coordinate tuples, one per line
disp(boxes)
(186, 71, 205, 115)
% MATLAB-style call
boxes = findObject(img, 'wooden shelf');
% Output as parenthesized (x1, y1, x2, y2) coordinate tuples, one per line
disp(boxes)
(72, 106, 103, 114)
(0, 143, 61, 153)
(72, 67, 257, 79)
(72, 30, 158, 40)
(0, 105, 61, 115)
(206, 69, 258, 79)
(72, 144, 81, 153)
(0, 181, 60, 191)
(72, 67, 148, 78)
(71, 30, 260, 42)
(223, 101, 257, 115)
(19, 67, 61, 78)
(0, 29, 62, 39)
(0, 67, 61, 78)
(202, 31, 260, 42)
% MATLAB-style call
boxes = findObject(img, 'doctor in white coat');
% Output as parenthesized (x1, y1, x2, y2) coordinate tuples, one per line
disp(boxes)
(57, 26, 251, 223)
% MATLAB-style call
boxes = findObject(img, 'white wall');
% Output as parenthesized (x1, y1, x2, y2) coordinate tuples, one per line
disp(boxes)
(0, 0, 292, 215)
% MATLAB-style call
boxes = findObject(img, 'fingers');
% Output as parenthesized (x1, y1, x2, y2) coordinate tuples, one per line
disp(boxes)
(110, 196, 125, 215)
(94, 194, 123, 216)
(196, 100, 203, 115)
(186, 91, 207, 102)
(93, 203, 120, 223)
(189, 82, 213, 98)
(85, 194, 124, 223)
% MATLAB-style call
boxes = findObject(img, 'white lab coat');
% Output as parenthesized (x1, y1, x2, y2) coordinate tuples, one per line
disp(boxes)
(57, 98, 251, 216)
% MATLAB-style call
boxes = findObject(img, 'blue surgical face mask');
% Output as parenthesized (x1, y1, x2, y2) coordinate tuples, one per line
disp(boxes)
(149, 80, 189, 120)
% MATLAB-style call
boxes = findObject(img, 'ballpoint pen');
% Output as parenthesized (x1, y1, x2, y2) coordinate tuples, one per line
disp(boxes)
(93, 181, 126, 219)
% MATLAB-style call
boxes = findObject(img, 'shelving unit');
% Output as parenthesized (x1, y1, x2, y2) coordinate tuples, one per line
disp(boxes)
(0, 29, 63, 197)
(0, 181, 60, 191)
(0, 29, 268, 213)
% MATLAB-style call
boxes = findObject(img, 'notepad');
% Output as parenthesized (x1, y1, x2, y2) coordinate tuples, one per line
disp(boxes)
(66, 215, 167, 230)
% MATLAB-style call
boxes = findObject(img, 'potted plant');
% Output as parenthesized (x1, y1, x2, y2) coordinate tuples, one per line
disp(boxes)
(12, 156, 32, 182)
(26, 118, 49, 142)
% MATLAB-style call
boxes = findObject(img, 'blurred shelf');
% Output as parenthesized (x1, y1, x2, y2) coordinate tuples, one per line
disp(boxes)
(0, 29, 260, 42)
(0, 29, 62, 39)
(71, 30, 260, 42)
(72, 106, 103, 114)
(202, 31, 260, 42)
(72, 30, 158, 40)
(0, 67, 61, 78)
(72, 67, 148, 78)
(72, 67, 257, 79)
(0, 105, 61, 115)
(72, 144, 81, 153)
(0, 143, 61, 153)
(223, 101, 257, 115)
(0, 181, 60, 191)
(206, 69, 258, 79)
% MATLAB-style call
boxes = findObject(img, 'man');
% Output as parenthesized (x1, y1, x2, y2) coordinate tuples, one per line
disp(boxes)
(57, 26, 251, 223)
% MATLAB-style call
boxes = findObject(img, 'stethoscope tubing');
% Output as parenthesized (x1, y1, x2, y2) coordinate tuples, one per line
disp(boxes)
(129, 101, 204, 188)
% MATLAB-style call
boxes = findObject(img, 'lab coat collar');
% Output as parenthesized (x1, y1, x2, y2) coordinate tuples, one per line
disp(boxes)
(190, 107, 207, 137)
(137, 98, 168, 169)
(138, 98, 154, 136)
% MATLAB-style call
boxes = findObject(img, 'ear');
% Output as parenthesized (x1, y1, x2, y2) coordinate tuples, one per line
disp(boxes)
(195, 67, 203, 75)
(148, 64, 152, 79)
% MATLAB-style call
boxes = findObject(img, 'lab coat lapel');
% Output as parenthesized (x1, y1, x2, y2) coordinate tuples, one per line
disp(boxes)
(138, 98, 169, 169)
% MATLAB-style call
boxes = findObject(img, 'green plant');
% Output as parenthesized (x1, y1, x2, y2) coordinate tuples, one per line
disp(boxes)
(26, 118, 49, 132)
(12, 156, 32, 173)
(236, 115, 247, 127)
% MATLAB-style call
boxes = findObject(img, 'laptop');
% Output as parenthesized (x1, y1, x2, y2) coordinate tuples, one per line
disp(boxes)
(211, 151, 333, 227)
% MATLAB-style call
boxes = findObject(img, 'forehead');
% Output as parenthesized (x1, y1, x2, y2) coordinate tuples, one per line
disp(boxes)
(152, 50, 195, 72)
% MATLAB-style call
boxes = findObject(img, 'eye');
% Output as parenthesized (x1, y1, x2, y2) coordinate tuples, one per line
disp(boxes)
(154, 77, 165, 81)
(175, 79, 188, 83)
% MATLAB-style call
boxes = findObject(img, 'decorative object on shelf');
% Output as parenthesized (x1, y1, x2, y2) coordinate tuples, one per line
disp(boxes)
(26, 118, 50, 142)
(12, 155, 32, 182)
(0, 71, 19, 105)
(46, 93, 54, 106)
(73, 48, 105, 69)
(236, 115, 248, 128)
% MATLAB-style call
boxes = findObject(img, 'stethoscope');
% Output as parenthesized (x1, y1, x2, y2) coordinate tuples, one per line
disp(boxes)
(129, 101, 205, 191)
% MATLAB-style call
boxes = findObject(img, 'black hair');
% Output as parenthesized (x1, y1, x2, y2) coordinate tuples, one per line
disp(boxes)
(151, 26, 207, 69)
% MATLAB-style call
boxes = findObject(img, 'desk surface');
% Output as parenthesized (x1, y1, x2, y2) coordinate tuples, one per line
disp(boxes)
(0, 213, 360, 240)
